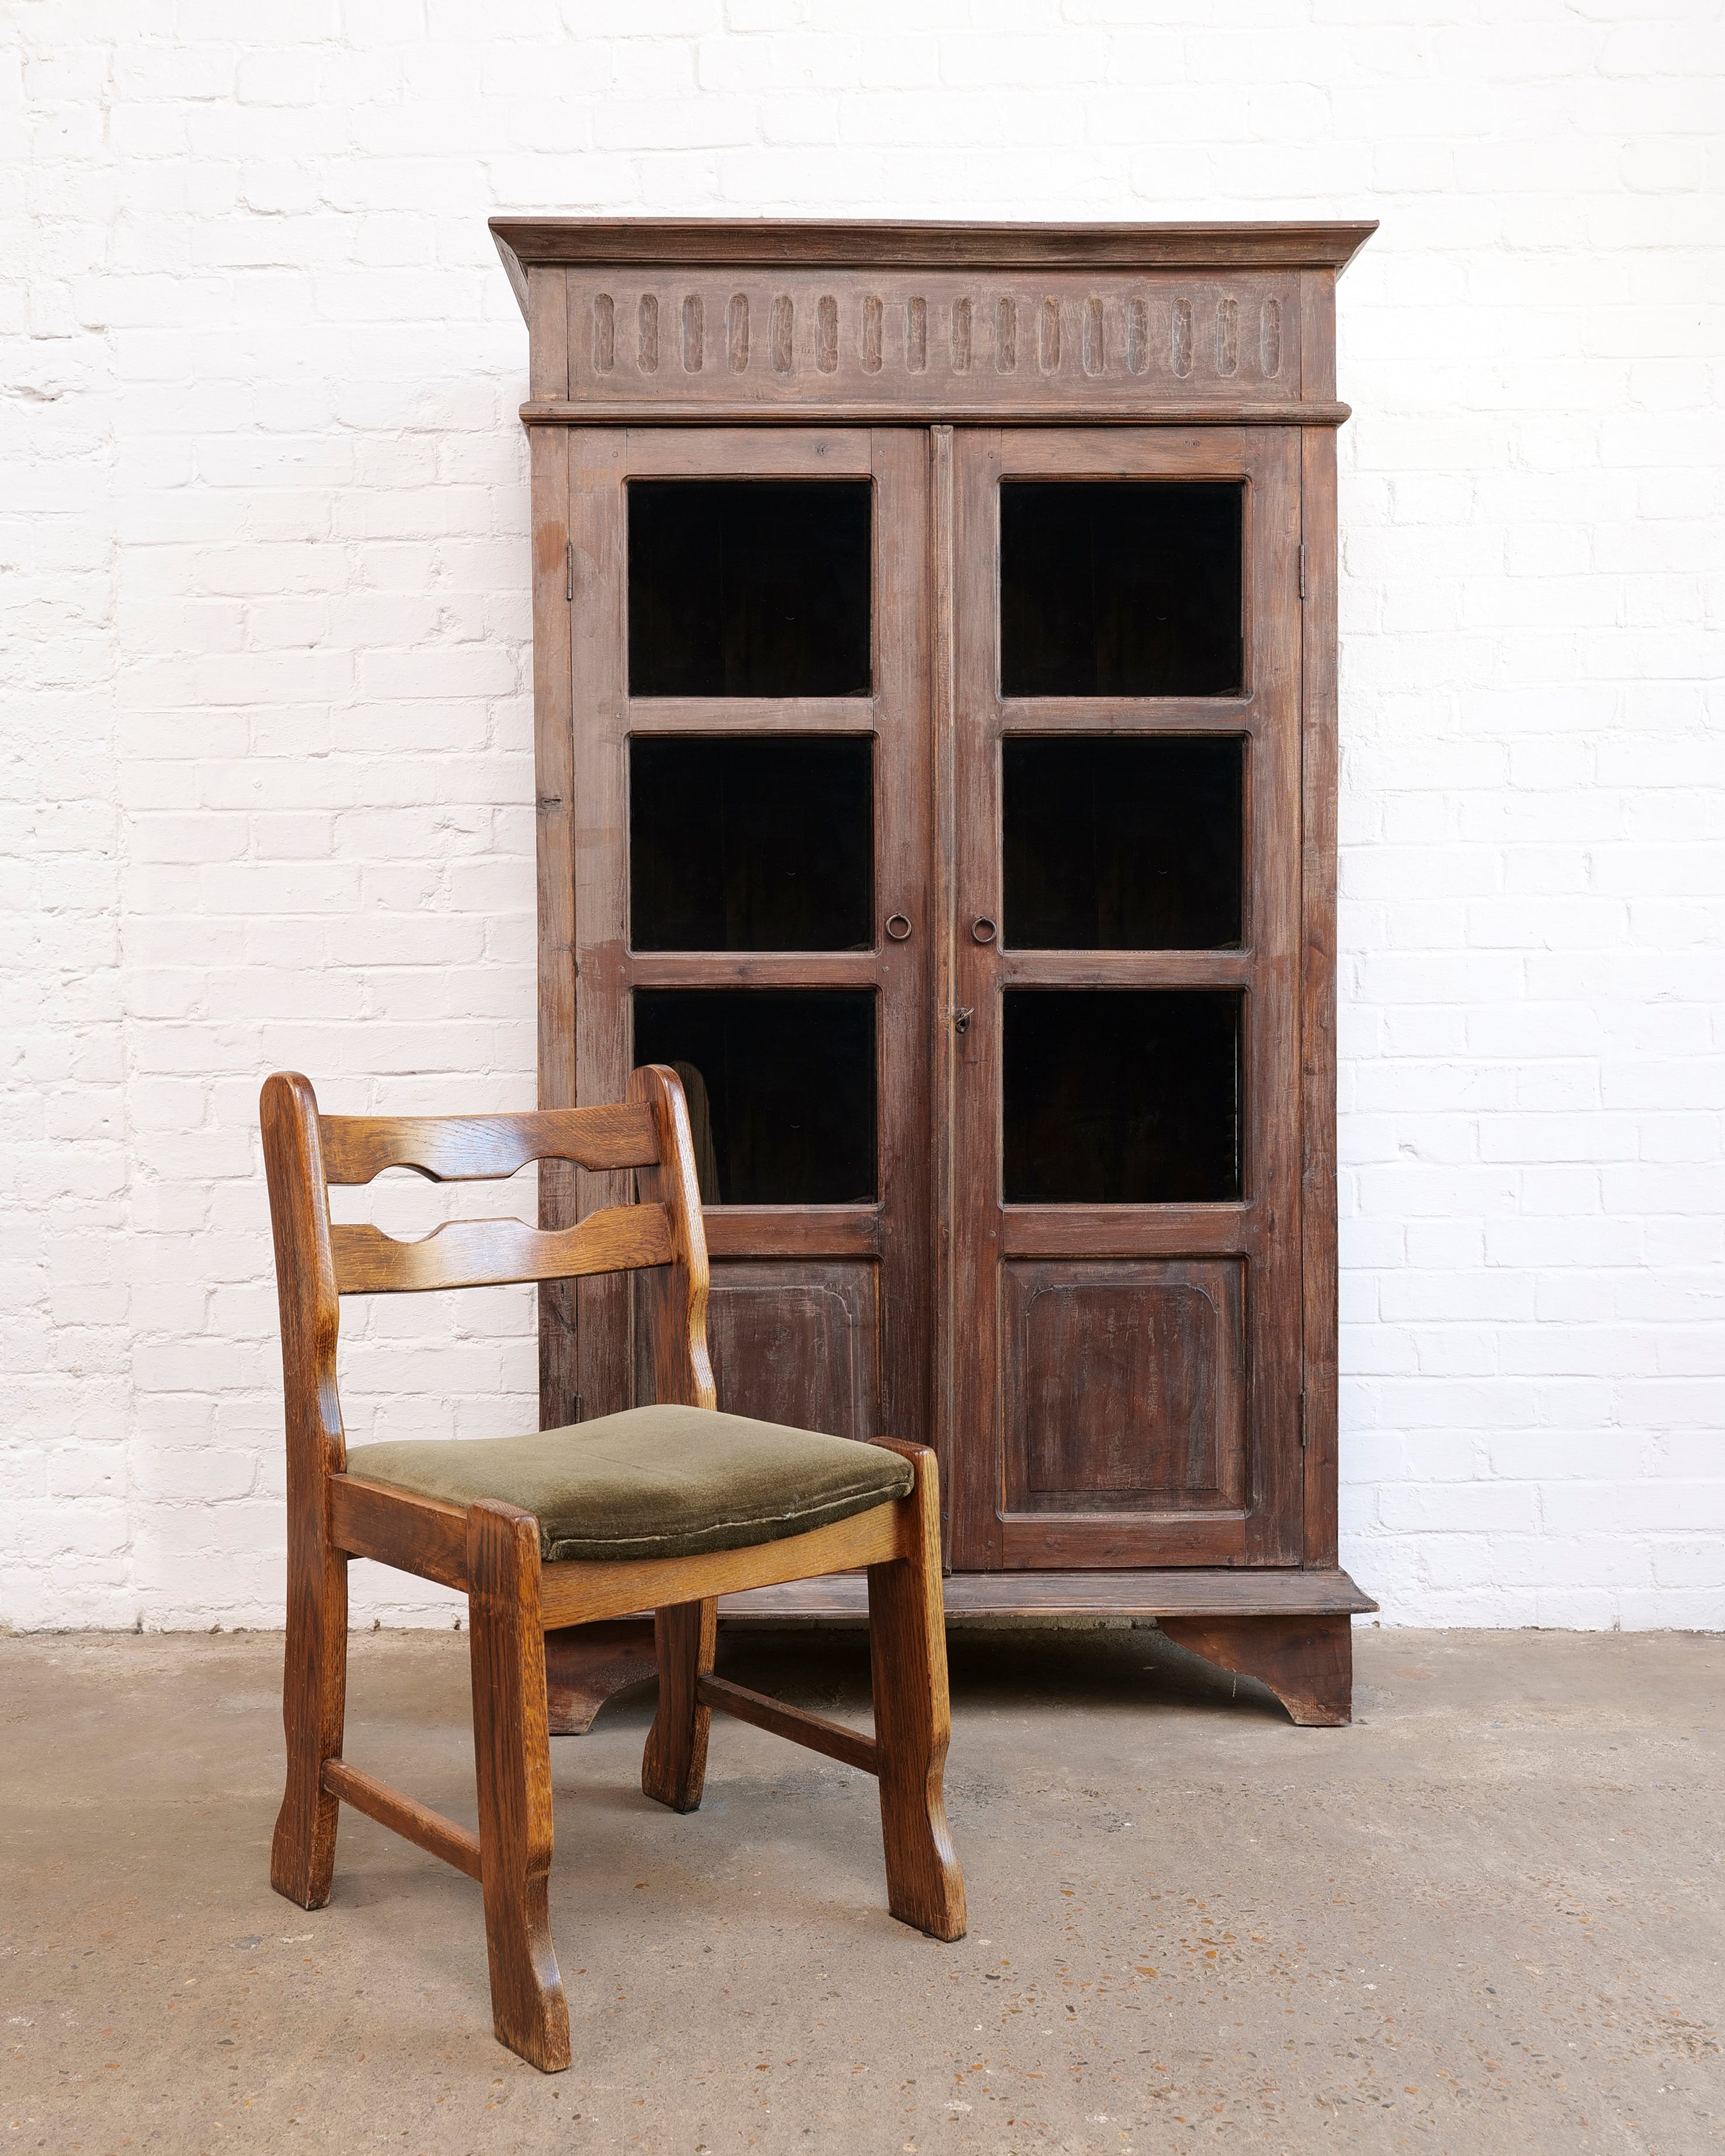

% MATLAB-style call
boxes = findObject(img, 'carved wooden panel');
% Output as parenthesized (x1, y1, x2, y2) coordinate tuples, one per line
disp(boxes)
(636, 1258, 879, 1441)
(562, 271, 1300, 412)
(1002, 1259, 1247, 1513)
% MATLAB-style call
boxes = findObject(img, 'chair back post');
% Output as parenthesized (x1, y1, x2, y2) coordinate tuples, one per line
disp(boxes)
(627, 1064, 717, 1411)
(260, 1071, 346, 1480)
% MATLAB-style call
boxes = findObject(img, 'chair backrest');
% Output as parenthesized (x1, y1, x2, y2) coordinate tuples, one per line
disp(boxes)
(259, 1064, 716, 1480)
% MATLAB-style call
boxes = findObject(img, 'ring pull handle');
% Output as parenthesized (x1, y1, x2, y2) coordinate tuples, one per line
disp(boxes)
(884, 912, 912, 942)
(971, 915, 998, 945)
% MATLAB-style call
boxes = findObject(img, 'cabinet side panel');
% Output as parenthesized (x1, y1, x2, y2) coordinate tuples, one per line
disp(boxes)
(570, 429, 633, 1422)
(1299, 268, 1337, 403)
(1241, 430, 1307, 1568)
(531, 425, 577, 1428)
(528, 266, 570, 403)
(1299, 289, 1341, 1564)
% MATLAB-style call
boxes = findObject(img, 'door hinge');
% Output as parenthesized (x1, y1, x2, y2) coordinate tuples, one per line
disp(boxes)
(565, 540, 575, 603)
(1298, 545, 1308, 600)
(1298, 1390, 1308, 1449)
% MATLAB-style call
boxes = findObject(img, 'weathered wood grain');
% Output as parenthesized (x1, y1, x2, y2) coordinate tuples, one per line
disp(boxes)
(640, 1598, 716, 1811)
(320, 1104, 655, 1185)
(543, 1617, 660, 1734)
(568, 425, 633, 1424)
(1158, 1612, 1353, 1727)
(866, 1439, 966, 1940)
(262, 1071, 348, 1911)
(698, 1673, 879, 1776)
(491, 218, 1379, 274)
(537, 1499, 908, 1630)
(628, 1063, 717, 1412)
(466, 1501, 571, 2073)
(321, 1759, 483, 1883)
(328, 1474, 468, 1591)
(1298, 291, 1342, 1571)
(719, 1567, 1379, 1620)
(519, 399, 1352, 429)
(532, 422, 581, 1433)
(929, 424, 959, 1567)
(330, 1200, 672, 1297)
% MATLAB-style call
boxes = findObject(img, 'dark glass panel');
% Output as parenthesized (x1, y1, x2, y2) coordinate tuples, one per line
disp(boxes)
(999, 481, 1244, 697)
(1002, 990, 1241, 1204)
(633, 990, 876, 1205)
(630, 737, 873, 952)
(1003, 735, 1242, 950)
(628, 480, 872, 697)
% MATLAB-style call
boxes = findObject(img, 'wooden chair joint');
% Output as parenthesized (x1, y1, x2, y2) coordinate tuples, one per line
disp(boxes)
(328, 1474, 470, 1591)
(697, 1673, 880, 1776)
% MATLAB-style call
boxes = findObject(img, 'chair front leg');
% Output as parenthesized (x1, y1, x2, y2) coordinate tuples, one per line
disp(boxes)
(642, 1597, 716, 1813)
(271, 1491, 347, 1909)
(466, 1501, 571, 2073)
(867, 1445, 967, 1943)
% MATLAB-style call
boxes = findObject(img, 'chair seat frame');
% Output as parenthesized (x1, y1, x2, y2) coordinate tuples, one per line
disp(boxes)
(262, 1064, 964, 2073)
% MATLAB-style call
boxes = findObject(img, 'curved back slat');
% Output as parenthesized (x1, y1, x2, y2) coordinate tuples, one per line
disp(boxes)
(261, 1066, 713, 1450)
(318, 1105, 659, 1186)
(331, 1202, 674, 1296)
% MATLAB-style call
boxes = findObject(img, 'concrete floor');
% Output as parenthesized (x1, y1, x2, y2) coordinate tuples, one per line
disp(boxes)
(2, 1624, 1720, 2155)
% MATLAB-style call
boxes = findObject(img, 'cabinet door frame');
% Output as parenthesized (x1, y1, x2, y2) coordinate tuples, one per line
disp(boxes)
(551, 425, 933, 1448)
(943, 425, 1306, 1570)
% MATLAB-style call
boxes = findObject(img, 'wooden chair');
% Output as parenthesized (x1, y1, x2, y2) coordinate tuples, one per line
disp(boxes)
(260, 1064, 964, 2072)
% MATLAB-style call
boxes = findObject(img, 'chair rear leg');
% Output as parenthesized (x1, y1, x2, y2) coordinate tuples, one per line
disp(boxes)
(467, 1501, 571, 2074)
(270, 1518, 348, 1908)
(642, 1598, 716, 1813)
(867, 1457, 967, 1943)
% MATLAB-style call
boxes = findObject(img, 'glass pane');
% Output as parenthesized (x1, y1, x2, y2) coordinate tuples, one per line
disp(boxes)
(1003, 736, 1242, 950)
(999, 481, 1243, 697)
(633, 990, 876, 1205)
(629, 480, 872, 697)
(1002, 990, 1241, 1204)
(631, 737, 873, 952)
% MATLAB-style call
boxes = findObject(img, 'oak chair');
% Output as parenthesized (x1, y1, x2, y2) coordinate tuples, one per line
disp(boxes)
(261, 1064, 965, 2073)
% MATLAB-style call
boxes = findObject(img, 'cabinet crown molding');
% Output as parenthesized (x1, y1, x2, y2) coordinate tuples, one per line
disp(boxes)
(494, 220, 1373, 423)
(490, 216, 1377, 279)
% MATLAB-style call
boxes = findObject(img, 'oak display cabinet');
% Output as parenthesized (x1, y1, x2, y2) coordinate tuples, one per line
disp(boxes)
(491, 218, 1377, 1730)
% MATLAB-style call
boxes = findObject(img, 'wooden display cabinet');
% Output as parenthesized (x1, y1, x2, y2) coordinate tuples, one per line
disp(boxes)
(491, 218, 1377, 1730)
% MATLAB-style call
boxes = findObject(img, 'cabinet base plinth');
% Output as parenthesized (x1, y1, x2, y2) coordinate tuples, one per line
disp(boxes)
(1157, 1613, 1353, 1726)
(543, 1619, 658, 1735)
(543, 1570, 1375, 1733)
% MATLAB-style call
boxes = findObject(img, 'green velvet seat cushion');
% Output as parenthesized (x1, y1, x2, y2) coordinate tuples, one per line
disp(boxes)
(344, 1403, 913, 1564)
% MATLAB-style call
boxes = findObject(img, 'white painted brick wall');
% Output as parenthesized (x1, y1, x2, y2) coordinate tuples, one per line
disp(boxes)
(3, 0, 1720, 1631)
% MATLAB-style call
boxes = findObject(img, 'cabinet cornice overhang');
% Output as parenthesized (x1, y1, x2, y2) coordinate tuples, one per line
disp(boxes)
(490, 217, 1377, 273)
(492, 217, 1375, 426)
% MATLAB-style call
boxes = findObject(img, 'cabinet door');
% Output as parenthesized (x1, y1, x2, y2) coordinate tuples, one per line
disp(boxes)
(946, 428, 1304, 1568)
(560, 427, 932, 1446)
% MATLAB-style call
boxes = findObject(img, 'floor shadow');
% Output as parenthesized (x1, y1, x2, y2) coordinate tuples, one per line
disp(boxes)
(639, 1619, 1293, 1726)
